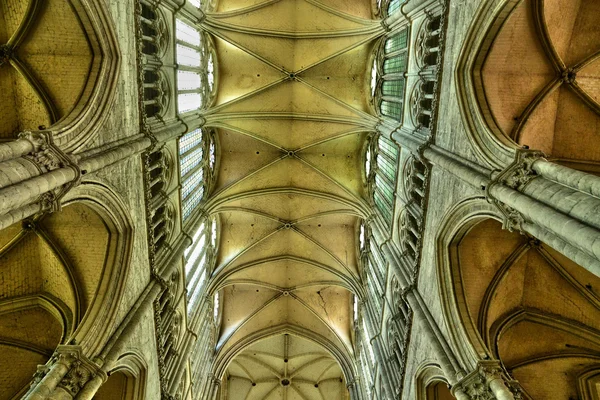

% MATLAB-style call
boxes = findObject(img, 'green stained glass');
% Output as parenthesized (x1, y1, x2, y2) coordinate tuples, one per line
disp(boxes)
(382, 79, 405, 97)
(387, 0, 403, 15)
(374, 190, 393, 226)
(378, 136, 400, 160)
(377, 153, 398, 182)
(380, 100, 403, 122)
(385, 28, 408, 53)
(376, 175, 394, 205)
(383, 53, 407, 74)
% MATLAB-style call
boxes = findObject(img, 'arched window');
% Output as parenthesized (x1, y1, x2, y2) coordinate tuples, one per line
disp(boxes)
(358, 320, 376, 398)
(175, 20, 215, 114)
(367, 135, 400, 227)
(184, 215, 218, 317)
(372, 27, 409, 125)
(179, 128, 215, 221)
(176, 20, 203, 113)
(213, 292, 220, 320)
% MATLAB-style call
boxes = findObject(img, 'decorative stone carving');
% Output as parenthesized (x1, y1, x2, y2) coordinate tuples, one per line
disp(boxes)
(58, 360, 94, 395)
(19, 130, 78, 174)
(18, 131, 46, 152)
(29, 364, 50, 388)
(495, 202, 526, 233)
(28, 345, 105, 398)
(452, 360, 523, 400)
(486, 149, 546, 232)
(494, 149, 545, 191)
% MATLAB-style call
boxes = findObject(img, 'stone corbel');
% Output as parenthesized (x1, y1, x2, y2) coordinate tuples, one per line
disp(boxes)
(451, 360, 523, 400)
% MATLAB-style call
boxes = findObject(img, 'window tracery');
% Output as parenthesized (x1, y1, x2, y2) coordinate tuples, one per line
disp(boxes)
(372, 27, 409, 123)
(184, 215, 218, 318)
(386, 0, 405, 17)
(139, 1, 169, 58)
(415, 15, 442, 70)
(179, 128, 216, 222)
(175, 20, 216, 114)
(367, 135, 400, 227)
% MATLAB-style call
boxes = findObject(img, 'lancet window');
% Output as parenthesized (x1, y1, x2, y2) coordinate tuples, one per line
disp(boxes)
(175, 19, 215, 114)
(358, 318, 376, 398)
(372, 27, 409, 123)
(184, 217, 218, 317)
(179, 128, 215, 222)
(367, 135, 400, 227)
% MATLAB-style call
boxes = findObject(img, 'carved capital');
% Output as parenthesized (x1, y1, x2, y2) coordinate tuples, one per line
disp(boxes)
(496, 149, 546, 191)
(494, 201, 525, 233)
(54, 346, 105, 396)
(29, 364, 51, 388)
(18, 130, 48, 152)
(452, 360, 523, 400)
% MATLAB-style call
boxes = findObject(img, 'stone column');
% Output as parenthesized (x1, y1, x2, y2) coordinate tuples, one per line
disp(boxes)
(0, 131, 45, 163)
(346, 378, 362, 400)
(75, 375, 104, 400)
(451, 360, 522, 400)
(403, 288, 464, 384)
(24, 357, 72, 400)
(422, 146, 600, 275)
(208, 375, 221, 400)
(532, 158, 600, 199)
(24, 346, 105, 400)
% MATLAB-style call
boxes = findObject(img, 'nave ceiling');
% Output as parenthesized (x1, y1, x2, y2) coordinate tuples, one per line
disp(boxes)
(200, 0, 385, 397)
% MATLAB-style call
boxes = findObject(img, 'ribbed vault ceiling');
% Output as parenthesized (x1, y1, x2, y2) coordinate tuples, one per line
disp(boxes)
(226, 334, 348, 399)
(202, 0, 382, 397)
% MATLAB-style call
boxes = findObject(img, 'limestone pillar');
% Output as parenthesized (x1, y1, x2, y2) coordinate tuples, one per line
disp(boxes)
(208, 375, 221, 400)
(25, 346, 105, 400)
(422, 146, 600, 275)
(451, 360, 522, 400)
(404, 288, 464, 384)
(74, 375, 104, 400)
(24, 357, 72, 400)
(532, 158, 600, 199)
(0, 131, 46, 163)
(346, 379, 362, 400)
(0, 134, 151, 228)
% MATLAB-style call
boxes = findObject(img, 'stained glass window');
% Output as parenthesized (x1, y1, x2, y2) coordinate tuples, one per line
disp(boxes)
(381, 100, 402, 121)
(184, 217, 218, 317)
(367, 136, 400, 227)
(375, 27, 409, 124)
(387, 0, 404, 15)
(176, 20, 201, 46)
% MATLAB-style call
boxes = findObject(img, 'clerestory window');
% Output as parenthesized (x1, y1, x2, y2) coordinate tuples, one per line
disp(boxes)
(175, 19, 215, 114)
(367, 135, 400, 228)
(372, 27, 409, 123)
(184, 216, 218, 317)
(178, 128, 215, 222)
